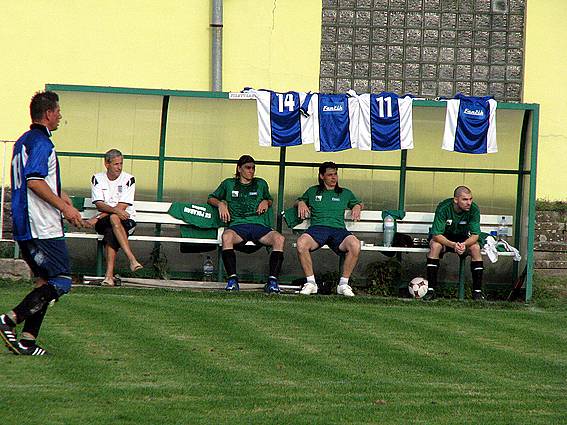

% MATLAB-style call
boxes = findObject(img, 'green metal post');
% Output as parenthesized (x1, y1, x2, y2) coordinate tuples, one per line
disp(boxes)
(157, 96, 169, 202)
(458, 256, 466, 301)
(525, 106, 540, 302)
(276, 147, 287, 233)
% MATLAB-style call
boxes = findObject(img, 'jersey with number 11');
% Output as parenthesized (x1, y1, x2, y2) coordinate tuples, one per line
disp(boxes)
(357, 92, 414, 151)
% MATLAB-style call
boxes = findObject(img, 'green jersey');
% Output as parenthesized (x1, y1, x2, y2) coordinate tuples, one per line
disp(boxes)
(299, 185, 362, 229)
(209, 177, 273, 228)
(431, 198, 481, 238)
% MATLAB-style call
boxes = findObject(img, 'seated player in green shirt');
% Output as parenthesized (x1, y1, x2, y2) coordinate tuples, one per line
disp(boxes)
(208, 155, 285, 293)
(295, 161, 363, 297)
(425, 185, 484, 301)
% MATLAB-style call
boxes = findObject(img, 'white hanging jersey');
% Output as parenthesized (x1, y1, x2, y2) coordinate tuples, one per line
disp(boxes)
(442, 94, 498, 154)
(246, 89, 313, 147)
(91, 171, 137, 219)
(357, 92, 414, 151)
(301, 92, 359, 152)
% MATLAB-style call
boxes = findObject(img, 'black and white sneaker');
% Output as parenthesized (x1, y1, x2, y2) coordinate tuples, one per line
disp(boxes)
(16, 340, 49, 356)
(421, 288, 436, 301)
(472, 290, 485, 301)
(0, 320, 19, 355)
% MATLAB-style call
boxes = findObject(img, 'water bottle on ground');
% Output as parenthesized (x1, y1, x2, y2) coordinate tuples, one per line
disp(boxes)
(497, 216, 507, 241)
(383, 215, 395, 247)
(203, 256, 214, 281)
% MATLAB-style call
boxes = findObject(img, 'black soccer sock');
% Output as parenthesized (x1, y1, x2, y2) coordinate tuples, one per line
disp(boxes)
(471, 260, 484, 292)
(222, 249, 237, 277)
(22, 303, 49, 339)
(12, 284, 59, 324)
(268, 251, 284, 279)
(426, 257, 440, 290)
(0, 313, 16, 327)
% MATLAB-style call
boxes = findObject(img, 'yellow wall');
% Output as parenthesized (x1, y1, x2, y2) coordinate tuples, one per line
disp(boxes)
(524, 1, 567, 200)
(0, 0, 321, 140)
(1, 0, 565, 199)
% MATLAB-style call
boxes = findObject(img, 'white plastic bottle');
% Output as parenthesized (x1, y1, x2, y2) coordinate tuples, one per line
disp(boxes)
(497, 216, 507, 241)
(203, 256, 214, 281)
(383, 215, 395, 247)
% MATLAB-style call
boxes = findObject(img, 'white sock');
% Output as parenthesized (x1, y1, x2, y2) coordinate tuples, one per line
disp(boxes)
(306, 275, 316, 285)
(339, 277, 349, 286)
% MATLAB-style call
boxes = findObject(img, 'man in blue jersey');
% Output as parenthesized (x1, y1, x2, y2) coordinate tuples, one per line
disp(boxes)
(0, 91, 85, 356)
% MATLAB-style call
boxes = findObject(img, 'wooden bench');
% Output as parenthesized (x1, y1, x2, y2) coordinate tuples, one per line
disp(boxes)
(67, 198, 225, 278)
(287, 209, 516, 299)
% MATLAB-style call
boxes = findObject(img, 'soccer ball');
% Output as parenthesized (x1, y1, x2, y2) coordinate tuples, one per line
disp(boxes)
(408, 277, 428, 299)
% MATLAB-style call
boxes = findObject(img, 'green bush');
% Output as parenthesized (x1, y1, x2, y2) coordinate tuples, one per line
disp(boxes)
(363, 258, 401, 296)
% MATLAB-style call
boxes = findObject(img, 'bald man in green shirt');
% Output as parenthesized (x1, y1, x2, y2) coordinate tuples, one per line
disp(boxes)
(425, 186, 484, 300)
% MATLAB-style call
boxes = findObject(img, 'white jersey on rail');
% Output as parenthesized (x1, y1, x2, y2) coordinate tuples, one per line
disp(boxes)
(91, 171, 137, 219)
(246, 89, 313, 147)
(356, 92, 414, 151)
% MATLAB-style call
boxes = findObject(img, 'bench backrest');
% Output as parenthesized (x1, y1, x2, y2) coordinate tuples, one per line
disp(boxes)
(291, 210, 513, 237)
(79, 198, 187, 226)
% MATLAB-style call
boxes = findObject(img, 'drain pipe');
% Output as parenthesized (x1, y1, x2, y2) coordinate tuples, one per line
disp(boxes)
(211, 0, 223, 91)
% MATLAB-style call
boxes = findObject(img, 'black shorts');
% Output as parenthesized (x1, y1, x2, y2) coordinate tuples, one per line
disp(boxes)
(95, 216, 136, 250)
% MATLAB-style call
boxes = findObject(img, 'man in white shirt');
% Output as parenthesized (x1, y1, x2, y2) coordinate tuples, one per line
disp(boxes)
(87, 149, 142, 285)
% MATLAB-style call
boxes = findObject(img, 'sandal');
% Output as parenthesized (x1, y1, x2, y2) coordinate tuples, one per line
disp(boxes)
(101, 277, 115, 286)
(130, 262, 143, 272)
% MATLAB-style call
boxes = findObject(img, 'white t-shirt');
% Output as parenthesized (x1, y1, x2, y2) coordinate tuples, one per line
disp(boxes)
(91, 171, 136, 219)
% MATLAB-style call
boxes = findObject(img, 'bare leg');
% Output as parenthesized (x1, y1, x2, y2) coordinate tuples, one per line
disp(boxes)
(109, 214, 142, 271)
(258, 230, 285, 251)
(338, 235, 361, 278)
(105, 244, 118, 284)
(296, 233, 319, 277)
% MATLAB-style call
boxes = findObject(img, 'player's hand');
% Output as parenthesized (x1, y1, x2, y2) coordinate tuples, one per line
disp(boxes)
(351, 204, 362, 221)
(84, 217, 97, 228)
(256, 200, 269, 215)
(62, 205, 84, 228)
(218, 202, 231, 223)
(455, 242, 466, 255)
(297, 201, 310, 220)
(115, 209, 130, 221)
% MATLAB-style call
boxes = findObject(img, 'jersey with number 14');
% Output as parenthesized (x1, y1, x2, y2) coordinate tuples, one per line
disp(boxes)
(357, 92, 414, 151)
(11, 124, 64, 241)
(248, 89, 313, 147)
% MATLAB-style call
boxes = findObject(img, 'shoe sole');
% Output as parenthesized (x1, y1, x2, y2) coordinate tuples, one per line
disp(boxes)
(0, 332, 20, 355)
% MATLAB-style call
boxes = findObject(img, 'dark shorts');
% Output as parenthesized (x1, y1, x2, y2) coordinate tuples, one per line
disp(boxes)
(18, 238, 72, 295)
(95, 216, 136, 251)
(228, 224, 273, 245)
(306, 225, 353, 254)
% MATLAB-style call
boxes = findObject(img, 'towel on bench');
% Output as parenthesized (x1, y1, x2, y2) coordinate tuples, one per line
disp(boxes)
(168, 202, 223, 240)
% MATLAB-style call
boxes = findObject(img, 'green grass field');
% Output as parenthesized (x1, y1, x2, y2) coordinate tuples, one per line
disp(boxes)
(0, 280, 565, 425)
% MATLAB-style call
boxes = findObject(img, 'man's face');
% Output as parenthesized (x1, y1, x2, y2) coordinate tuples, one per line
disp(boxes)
(105, 156, 123, 180)
(238, 162, 255, 182)
(320, 168, 338, 188)
(45, 104, 62, 131)
(454, 192, 473, 212)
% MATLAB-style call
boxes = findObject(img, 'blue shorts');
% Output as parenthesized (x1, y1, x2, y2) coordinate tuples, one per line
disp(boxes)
(18, 238, 72, 295)
(229, 224, 273, 244)
(306, 226, 352, 254)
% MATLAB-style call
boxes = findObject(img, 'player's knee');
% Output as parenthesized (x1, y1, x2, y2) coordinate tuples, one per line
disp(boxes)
(348, 237, 361, 255)
(274, 233, 285, 249)
(222, 230, 235, 245)
(109, 214, 121, 224)
(296, 235, 311, 252)
(428, 240, 442, 255)
(469, 243, 481, 257)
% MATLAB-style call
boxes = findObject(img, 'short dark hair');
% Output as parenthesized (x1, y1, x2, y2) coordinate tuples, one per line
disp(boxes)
(105, 149, 123, 163)
(30, 91, 59, 122)
(317, 161, 342, 194)
(235, 154, 255, 178)
(454, 185, 472, 198)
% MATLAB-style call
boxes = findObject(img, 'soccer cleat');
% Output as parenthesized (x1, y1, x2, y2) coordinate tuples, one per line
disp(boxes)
(421, 288, 436, 301)
(0, 322, 19, 355)
(337, 284, 355, 297)
(300, 282, 318, 295)
(264, 278, 281, 294)
(16, 340, 48, 356)
(225, 276, 239, 291)
(472, 290, 485, 301)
